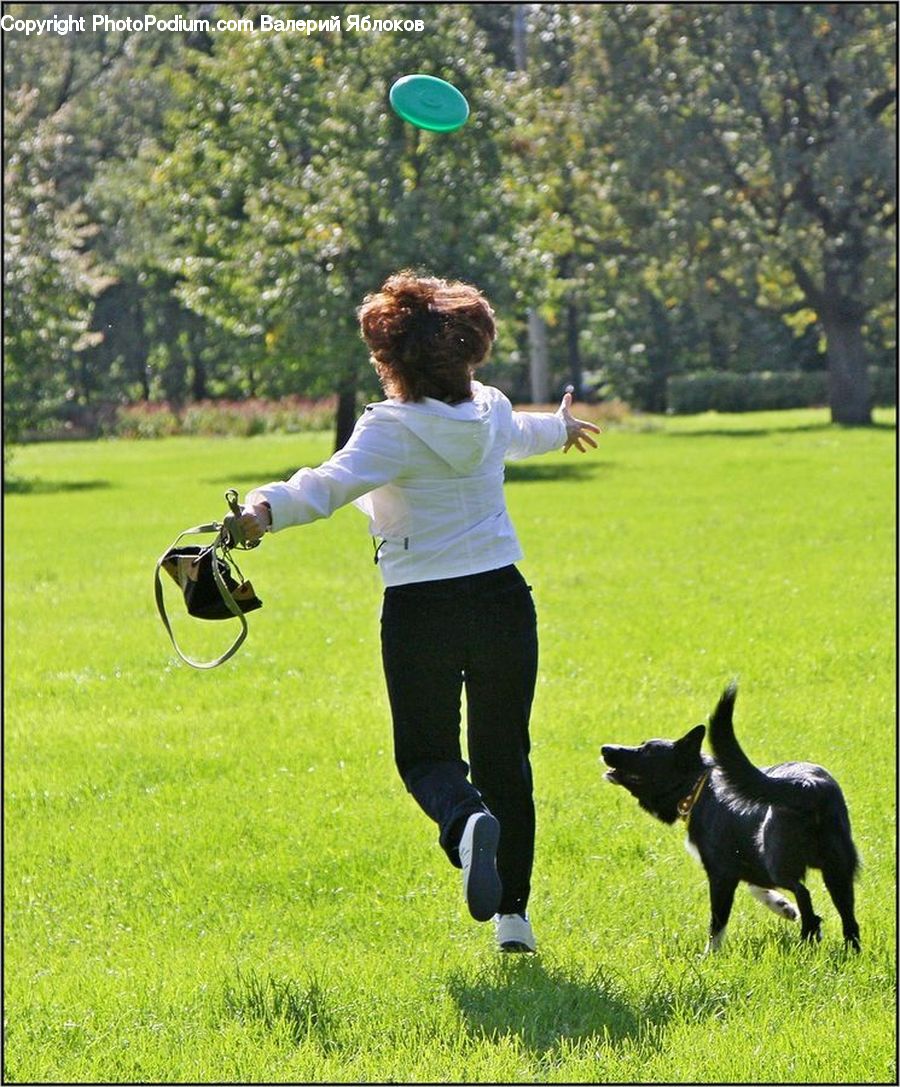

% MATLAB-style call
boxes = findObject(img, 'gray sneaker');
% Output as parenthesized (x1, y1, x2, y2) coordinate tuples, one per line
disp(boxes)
(495, 913, 537, 952)
(458, 812, 502, 921)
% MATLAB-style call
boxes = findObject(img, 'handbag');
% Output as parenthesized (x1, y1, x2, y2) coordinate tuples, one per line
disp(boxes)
(154, 490, 263, 669)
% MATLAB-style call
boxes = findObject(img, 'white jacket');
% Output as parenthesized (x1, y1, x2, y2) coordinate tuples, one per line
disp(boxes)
(245, 382, 567, 586)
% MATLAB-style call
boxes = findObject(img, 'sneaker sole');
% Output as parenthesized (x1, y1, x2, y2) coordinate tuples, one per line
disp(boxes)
(463, 814, 502, 922)
(499, 941, 536, 953)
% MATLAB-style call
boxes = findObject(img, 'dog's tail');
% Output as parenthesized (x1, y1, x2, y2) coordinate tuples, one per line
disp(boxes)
(710, 682, 860, 878)
(708, 682, 816, 810)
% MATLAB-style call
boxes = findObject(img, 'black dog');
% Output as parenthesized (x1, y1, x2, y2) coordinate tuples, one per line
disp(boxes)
(601, 683, 860, 951)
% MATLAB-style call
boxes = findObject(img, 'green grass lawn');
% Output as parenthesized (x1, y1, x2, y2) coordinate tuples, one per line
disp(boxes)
(4, 408, 896, 1084)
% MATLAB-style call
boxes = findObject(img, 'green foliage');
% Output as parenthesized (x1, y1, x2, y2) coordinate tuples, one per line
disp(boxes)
(3, 414, 896, 1081)
(2, 4, 895, 433)
(581, 293, 826, 410)
(2, 83, 95, 440)
(868, 366, 899, 408)
(668, 371, 825, 415)
(2, 2, 259, 428)
(145, 4, 518, 413)
(590, 4, 896, 422)
(668, 368, 897, 414)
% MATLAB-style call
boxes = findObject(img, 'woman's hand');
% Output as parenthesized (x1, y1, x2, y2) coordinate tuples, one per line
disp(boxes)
(557, 387, 601, 453)
(239, 502, 271, 543)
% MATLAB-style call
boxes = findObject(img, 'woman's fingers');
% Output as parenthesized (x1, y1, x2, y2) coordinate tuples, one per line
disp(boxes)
(558, 389, 602, 454)
(563, 419, 601, 453)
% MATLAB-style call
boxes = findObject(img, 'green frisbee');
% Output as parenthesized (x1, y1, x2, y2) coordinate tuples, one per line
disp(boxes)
(389, 74, 469, 132)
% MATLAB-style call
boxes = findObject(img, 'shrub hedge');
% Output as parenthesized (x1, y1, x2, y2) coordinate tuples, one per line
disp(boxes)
(112, 397, 337, 439)
(666, 368, 896, 414)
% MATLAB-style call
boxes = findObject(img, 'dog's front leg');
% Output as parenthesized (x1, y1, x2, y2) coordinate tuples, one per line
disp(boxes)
(706, 877, 738, 953)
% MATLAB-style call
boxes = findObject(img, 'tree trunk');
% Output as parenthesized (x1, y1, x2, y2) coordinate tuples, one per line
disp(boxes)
(644, 290, 673, 413)
(514, 9, 553, 408)
(792, 256, 873, 426)
(820, 306, 872, 426)
(566, 298, 583, 399)
(527, 310, 550, 403)
(191, 355, 208, 401)
(134, 295, 151, 401)
(189, 324, 208, 400)
(334, 371, 358, 451)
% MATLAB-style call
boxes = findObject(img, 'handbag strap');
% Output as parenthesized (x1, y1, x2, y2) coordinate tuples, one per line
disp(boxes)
(154, 522, 249, 670)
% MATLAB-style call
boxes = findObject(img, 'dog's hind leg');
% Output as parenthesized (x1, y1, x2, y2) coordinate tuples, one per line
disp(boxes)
(748, 885, 799, 923)
(706, 878, 738, 953)
(821, 865, 861, 951)
(789, 881, 822, 943)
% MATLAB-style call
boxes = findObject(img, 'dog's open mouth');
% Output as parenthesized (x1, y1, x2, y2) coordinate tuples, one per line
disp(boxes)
(603, 767, 643, 788)
(601, 748, 642, 787)
(601, 745, 630, 784)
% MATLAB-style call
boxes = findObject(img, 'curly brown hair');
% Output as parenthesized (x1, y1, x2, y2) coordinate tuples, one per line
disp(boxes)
(357, 272, 496, 403)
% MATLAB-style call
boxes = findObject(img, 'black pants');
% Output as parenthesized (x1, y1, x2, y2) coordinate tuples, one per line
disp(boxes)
(380, 564, 537, 916)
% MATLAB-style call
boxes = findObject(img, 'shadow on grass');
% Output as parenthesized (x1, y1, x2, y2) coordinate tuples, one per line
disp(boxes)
(666, 419, 895, 439)
(3, 477, 112, 495)
(505, 460, 609, 484)
(448, 955, 735, 1056)
(448, 957, 643, 1051)
(212, 460, 610, 489)
(209, 466, 311, 486)
(734, 926, 864, 964)
(221, 955, 746, 1062)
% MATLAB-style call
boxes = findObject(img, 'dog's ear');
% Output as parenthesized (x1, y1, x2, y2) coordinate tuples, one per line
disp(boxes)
(676, 724, 705, 761)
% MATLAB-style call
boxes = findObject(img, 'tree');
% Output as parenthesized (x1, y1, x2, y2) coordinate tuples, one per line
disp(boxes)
(5, 2, 892, 435)
(2, 6, 109, 440)
(2, 2, 255, 437)
(144, 3, 516, 447)
(596, 3, 896, 424)
(500, 3, 612, 401)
